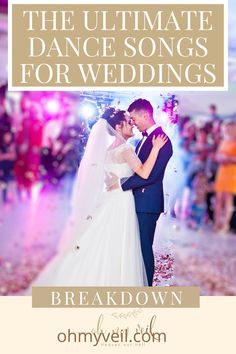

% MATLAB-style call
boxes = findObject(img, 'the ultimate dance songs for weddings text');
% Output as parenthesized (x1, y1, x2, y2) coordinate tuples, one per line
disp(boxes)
(9, 3, 225, 89)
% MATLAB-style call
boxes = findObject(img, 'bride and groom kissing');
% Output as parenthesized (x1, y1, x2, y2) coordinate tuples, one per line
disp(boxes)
(26, 98, 173, 292)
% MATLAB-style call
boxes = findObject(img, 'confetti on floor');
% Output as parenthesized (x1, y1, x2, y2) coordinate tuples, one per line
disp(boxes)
(0, 180, 236, 295)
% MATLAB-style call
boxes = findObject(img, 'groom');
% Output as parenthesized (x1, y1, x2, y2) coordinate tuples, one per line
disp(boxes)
(109, 99, 173, 286)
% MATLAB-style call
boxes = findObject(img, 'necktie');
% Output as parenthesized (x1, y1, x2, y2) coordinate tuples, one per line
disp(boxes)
(142, 130, 148, 137)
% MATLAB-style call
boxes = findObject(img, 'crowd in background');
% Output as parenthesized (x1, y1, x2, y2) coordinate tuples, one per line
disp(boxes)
(177, 105, 236, 233)
(0, 85, 89, 202)
(0, 85, 236, 234)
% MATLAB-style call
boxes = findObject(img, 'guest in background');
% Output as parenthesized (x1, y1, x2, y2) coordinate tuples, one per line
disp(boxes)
(214, 120, 236, 233)
(0, 84, 11, 134)
(0, 131, 16, 203)
(189, 127, 213, 170)
(187, 170, 209, 230)
(209, 104, 220, 122)
(14, 103, 43, 198)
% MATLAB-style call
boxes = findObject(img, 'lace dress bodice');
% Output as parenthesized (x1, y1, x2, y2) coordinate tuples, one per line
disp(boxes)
(104, 143, 136, 179)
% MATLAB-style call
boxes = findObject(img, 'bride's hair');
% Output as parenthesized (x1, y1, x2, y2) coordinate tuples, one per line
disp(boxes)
(101, 107, 126, 130)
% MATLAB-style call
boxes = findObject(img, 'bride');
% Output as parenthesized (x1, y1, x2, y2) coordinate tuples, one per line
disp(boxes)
(26, 108, 167, 291)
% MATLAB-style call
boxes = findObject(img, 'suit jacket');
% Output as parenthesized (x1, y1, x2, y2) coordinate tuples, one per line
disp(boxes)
(121, 127, 173, 213)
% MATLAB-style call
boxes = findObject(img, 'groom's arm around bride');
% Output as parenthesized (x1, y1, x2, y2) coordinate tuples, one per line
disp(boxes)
(121, 126, 173, 214)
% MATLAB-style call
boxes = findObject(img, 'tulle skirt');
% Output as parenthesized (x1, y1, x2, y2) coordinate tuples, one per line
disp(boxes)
(26, 190, 147, 293)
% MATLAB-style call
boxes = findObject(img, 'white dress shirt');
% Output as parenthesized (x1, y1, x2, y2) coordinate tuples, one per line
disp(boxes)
(136, 124, 159, 155)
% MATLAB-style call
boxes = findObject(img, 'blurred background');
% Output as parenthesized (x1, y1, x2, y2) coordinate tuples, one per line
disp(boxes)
(0, 1, 236, 295)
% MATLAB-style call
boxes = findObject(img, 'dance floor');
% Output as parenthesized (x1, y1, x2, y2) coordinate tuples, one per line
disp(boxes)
(153, 215, 236, 295)
(0, 178, 236, 296)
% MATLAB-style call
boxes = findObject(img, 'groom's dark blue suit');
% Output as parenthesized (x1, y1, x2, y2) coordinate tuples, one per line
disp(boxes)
(121, 126, 173, 286)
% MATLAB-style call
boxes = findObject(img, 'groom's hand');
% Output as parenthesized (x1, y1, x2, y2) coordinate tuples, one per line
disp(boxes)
(105, 172, 119, 191)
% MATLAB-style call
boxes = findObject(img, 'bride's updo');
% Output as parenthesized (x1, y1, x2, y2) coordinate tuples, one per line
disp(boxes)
(101, 107, 126, 130)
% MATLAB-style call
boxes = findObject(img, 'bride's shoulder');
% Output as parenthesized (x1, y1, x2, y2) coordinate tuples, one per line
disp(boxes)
(121, 142, 135, 151)
(116, 143, 135, 156)
(107, 142, 133, 152)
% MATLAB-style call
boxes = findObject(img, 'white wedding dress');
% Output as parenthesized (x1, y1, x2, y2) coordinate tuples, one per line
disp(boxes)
(25, 143, 147, 292)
